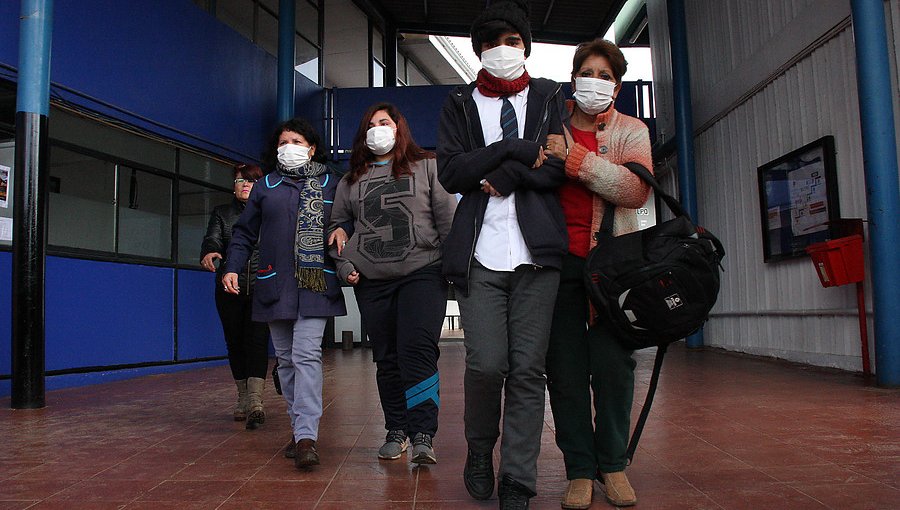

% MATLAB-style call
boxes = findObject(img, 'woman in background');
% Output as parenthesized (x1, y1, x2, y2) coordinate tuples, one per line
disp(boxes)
(200, 163, 270, 428)
(327, 102, 456, 465)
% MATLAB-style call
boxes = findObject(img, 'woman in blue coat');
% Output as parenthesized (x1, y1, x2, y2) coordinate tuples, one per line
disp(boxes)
(224, 118, 346, 469)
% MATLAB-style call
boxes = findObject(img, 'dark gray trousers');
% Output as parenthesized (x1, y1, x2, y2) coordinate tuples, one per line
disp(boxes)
(458, 261, 560, 493)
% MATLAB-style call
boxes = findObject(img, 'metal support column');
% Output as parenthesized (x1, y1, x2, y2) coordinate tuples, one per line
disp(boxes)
(384, 23, 398, 87)
(850, 0, 900, 387)
(12, 0, 54, 409)
(667, 0, 703, 348)
(277, 0, 296, 122)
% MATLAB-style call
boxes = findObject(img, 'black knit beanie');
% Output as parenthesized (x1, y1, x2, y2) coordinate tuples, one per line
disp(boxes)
(470, 0, 532, 57)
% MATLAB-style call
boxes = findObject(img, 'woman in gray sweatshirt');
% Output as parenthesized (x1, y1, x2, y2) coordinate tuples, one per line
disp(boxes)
(327, 102, 457, 465)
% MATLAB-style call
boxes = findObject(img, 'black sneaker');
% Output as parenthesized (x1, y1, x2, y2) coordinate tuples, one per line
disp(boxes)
(498, 474, 536, 510)
(463, 449, 494, 500)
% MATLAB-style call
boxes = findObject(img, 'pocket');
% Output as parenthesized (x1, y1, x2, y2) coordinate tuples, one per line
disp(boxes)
(254, 261, 280, 305)
(413, 222, 440, 249)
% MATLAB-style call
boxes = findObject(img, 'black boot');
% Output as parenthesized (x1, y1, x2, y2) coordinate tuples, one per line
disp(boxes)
(498, 474, 535, 510)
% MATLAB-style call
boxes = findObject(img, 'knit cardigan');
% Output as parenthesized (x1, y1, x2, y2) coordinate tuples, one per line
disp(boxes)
(564, 101, 653, 248)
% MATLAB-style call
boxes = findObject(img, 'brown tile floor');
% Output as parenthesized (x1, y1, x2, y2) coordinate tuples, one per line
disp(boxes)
(1, 341, 898, 509)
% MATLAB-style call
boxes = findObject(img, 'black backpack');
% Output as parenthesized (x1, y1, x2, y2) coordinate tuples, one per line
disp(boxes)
(583, 164, 725, 462)
(584, 165, 725, 349)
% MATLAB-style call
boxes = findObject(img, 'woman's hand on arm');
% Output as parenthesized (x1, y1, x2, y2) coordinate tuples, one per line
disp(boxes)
(222, 273, 240, 294)
(545, 127, 573, 161)
(327, 227, 348, 256)
(201, 252, 222, 272)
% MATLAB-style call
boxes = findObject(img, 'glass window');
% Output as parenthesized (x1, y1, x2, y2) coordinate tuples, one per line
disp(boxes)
(48, 147, 117, 253)
(178, 181, 233, 266)
(50, 109, 176, 173)
(372, 27, 384, 63)
(0, 138, 13, 247)
(295, 35, 320, 84)
(117, 168, 173, 259)
(217, 0, 254, 41)
(397, 55, 408, 86)
(0, 80, 15, 127)
(180, 150, 234, 189)
(296, 3, 319, 45)
(257, 6, 279, 57)
(407, 60, 431, 86)
(372, 60, 385, 88)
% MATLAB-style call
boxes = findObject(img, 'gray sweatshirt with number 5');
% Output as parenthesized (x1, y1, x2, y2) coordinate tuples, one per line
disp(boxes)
(326, 157, 457, 283)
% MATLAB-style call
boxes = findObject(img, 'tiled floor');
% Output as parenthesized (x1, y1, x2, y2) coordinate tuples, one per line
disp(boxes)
(1, 341, 898, 509)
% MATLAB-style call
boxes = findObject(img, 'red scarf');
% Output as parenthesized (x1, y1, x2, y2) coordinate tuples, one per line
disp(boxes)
(475, 68, 531, 97)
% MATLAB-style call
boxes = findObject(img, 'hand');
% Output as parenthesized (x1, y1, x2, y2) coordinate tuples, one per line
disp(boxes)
(480, 179, 500, 197)
(533, 146, 548, 168)
(222, 273, 240, 294)
(346, 271, 360, 285)
(201, 252, 222, 272)
(328, 227, 349, 256)
(545, 134, 568, 161)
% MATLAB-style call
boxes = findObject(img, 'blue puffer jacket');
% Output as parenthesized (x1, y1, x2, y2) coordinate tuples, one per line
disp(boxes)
(225, 166, 347, 322)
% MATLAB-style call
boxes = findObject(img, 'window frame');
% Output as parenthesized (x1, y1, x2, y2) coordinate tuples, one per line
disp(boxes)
(46, 140, 178, 264)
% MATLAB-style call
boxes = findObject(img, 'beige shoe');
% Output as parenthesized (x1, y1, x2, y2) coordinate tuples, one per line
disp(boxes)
(561, 478, 593, 509)
(600, 471, 637, 507)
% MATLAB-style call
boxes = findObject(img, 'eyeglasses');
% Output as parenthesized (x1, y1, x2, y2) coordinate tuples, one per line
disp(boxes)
(234, 178, 257, 184)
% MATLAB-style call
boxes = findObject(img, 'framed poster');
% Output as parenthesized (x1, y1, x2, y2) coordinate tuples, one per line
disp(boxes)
(757, 136, 840, 262)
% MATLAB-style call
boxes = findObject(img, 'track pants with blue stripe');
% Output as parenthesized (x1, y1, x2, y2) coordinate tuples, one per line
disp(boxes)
(354, 264, 446, 437)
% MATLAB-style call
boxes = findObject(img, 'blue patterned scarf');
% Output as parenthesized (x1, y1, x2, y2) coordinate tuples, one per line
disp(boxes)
(277, 160, 327, 292)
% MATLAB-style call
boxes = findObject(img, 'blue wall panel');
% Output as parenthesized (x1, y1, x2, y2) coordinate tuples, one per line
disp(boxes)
(333, 85, 456, 153)
(45, 257, 174, 371)
(48, 0, 276, 161)
(0, 251, 11, 377)
(176, 269, 226, 360)
(0, 2, 17, 71)
(0, 0, 324, 162)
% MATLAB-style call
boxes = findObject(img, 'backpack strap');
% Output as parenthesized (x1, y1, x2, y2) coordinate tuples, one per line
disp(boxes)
(626, 343, 667, 463)
(623, 163, 691, 222)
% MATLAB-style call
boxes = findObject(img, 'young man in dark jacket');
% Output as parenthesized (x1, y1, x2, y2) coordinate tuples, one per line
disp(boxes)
(436, 1, 568, 508)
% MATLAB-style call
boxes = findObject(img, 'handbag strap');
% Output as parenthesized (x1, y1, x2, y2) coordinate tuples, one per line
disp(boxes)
(626, 342, 667, 463)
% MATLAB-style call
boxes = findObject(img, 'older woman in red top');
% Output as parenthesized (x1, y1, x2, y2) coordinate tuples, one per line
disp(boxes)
(544, 39, 653, 509)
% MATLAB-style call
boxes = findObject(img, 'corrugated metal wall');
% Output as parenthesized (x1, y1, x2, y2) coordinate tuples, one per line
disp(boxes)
(647, 0, 900, 371)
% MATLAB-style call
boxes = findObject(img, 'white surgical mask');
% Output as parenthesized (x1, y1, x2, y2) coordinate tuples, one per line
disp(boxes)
(277, 144, 310, 168)
(366, 125, 396, 155)
(573, 77, 616, 115)
(480, 45, 526, 81)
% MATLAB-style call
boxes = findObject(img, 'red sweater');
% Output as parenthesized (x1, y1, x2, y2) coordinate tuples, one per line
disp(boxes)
(559, 127, 597, 257)
(563, 102, 653, 252)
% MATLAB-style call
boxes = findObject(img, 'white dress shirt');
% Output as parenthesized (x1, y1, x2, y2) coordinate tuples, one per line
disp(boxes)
(471, 86, 534, 271)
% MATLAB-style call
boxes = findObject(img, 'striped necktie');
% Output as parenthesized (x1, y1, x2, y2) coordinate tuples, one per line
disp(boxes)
(500, 96, 518, 139)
